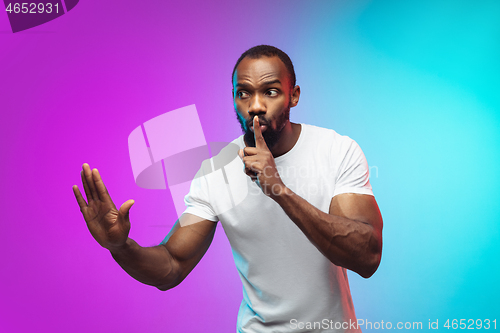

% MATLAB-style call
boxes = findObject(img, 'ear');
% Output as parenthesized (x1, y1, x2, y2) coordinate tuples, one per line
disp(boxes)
(290, 85, 301, 108)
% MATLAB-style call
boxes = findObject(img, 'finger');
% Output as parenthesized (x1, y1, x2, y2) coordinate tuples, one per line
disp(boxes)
(81, 170, 92, 203)
(118, 199, 135, 219)
(253, 116, 267, 149)
(243, 165, 257, 180)
(93, 168, 113, 204)
(243, 147, 259, 156)
(72, 185, 88, 211)
(83, 163, 99, 201)
(245, 170, 258, 180)
(241, 150, 260, 179)
(248, 162, 262, 174)
(243, 158, 262, 174)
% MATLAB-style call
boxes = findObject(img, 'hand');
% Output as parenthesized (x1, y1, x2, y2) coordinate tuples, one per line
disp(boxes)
(73, 163, 134, 250)
(238, 116, 286, 197)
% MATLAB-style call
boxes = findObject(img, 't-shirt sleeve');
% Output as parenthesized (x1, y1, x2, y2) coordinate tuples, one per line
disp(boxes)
(333, 139, 374, 197)
(183, 161, 219, 222)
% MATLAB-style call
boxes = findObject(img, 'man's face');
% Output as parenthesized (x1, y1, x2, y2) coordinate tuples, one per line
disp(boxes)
(233, 56, 293, 148)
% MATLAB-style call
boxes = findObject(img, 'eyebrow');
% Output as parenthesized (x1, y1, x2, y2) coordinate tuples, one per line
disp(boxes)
(236, 79, 282, 89)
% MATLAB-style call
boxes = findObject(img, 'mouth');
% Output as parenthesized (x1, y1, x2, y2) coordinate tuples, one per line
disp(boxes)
(249, 124, 268, 133)
(248, 117, 269, 133)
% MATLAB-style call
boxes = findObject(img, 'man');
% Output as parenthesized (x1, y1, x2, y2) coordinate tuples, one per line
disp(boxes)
(73, 45, 383, 332)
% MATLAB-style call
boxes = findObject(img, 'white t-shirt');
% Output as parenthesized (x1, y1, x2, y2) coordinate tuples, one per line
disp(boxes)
(183, 124, 373, 332)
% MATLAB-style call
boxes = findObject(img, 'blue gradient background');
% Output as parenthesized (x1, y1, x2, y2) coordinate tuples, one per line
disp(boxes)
(1, 0, 499, 332)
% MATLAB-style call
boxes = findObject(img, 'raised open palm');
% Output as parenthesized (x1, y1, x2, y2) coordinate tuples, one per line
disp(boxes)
(73, 163, 134, 250)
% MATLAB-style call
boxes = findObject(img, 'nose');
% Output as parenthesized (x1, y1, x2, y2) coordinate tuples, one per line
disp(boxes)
(248, 93, 266, 117)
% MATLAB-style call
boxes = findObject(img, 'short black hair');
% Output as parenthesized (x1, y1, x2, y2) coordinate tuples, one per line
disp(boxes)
(232, 45, 296, 89)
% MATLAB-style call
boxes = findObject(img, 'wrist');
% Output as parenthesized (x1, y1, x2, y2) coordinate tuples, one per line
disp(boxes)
(268, 183, 293, 202)
(108, 238, 132, 255)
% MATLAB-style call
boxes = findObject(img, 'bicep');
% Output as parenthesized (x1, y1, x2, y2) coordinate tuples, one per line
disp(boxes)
(329, 193, 383, 237)
(162, 213, 218, 280)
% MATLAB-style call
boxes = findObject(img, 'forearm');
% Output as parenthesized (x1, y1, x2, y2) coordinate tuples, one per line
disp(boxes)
(271, 187, 381, 278)
(110, 238, 180, 290)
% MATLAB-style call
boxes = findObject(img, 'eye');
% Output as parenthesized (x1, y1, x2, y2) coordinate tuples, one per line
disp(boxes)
(266, 89, 279, 97)
(237, 91, 249, 99)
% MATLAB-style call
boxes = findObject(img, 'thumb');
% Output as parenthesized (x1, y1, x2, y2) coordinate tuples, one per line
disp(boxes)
(118, 199, 135, 218)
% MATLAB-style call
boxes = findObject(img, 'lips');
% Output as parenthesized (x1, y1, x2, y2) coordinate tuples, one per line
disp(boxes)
(248, 118, 269, 133)
(249, 124, 268, 133)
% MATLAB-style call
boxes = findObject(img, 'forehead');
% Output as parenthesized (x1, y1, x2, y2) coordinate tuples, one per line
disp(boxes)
(233, 56, 289, 86)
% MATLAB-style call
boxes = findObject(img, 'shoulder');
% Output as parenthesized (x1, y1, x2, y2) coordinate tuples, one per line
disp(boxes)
(300, 123, 358, 152)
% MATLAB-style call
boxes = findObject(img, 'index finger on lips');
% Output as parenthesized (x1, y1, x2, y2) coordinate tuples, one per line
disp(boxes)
(253, 116, 266, 148)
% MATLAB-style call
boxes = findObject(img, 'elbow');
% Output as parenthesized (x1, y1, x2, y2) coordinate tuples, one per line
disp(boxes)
(359, 250, 382, 279)
(155, 261, 183, 291)
(156, 281, 178, 291)
(155, 274, 183, 291)
(359, 230, 383, 278)
(156, 282, 172, 291)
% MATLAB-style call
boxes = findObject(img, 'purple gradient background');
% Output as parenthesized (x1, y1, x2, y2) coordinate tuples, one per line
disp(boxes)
(0, 1, 315, 331)
(1, 0, 499, 332)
